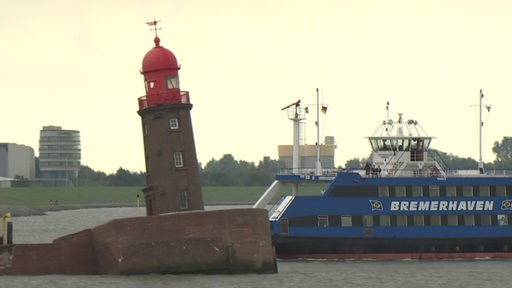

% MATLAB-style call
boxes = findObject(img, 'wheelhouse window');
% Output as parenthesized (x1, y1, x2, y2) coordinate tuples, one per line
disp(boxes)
(166, 76, 180, 89)
(169, 118, 179, 130)
(173, 151, 184, 168)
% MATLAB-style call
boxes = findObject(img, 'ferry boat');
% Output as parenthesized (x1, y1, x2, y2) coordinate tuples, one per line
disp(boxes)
(255, 107, 512, 260)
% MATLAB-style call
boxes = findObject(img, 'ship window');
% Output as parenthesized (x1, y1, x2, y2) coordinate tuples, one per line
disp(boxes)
(341, 215, 352, 227)
(478, 215, 492, 226)
(479, 186, 490, 197)
(169, 118, 179, 129)
(379, 215, 390, 226)
(446, 186, 456, 197)
(317, 215, 329, 227)
(430, 215, 441, 226)
(463, 215, 475, 226)
(397, 215, 407, 226)
(378, 186, 389, 197)
(395, 186, 406, 197)
(429, 186, 440, 197)
(179, 189, 189, 209)
(143, 123, 148, 135)
(498, 214, 508, 226)
(462, 186, 473, 197)
(414, 215, 424, 226)
(173, 151, 184, 168)
(412, 186, 423, 197)
(166, 76, 180, 89)
(496, 186, 507, 197)
(447, 215, 458, 226)
(363, 215, 373, 227)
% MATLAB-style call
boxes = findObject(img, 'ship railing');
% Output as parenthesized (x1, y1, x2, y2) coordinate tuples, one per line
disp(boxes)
(278, 168, 340, 177)
(427, 150, 449, 174)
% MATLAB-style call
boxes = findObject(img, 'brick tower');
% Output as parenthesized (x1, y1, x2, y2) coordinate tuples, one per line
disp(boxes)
(137, 21, 204, 215)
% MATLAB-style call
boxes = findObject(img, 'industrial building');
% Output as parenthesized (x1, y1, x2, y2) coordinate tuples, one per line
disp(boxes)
(0, 143, 35, 188)
(278, 136, 337, 173)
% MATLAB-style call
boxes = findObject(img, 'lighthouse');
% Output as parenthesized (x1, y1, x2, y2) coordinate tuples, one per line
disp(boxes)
(137, 20, 204, 215)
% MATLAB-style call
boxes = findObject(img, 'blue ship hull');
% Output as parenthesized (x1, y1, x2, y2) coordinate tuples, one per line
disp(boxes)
(269, 172, 512, 259)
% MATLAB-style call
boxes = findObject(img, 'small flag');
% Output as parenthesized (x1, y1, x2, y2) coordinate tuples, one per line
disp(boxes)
(146, 19, 159, 26)
(321, 105, 328, 114)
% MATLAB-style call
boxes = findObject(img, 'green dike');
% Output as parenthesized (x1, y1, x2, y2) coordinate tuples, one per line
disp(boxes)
(0, 183, 330, 207)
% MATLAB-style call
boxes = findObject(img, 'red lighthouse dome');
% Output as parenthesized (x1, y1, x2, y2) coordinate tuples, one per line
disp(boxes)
(141, 37, 179, 73)
(138, 36, 189, 110)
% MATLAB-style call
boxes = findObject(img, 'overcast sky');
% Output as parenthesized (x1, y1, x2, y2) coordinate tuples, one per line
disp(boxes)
(1, 0, 511, 173)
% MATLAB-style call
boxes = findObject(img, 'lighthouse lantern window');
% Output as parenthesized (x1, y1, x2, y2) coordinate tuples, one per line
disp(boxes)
(145, 81, 155, 92)
(166, 76, 180, 89)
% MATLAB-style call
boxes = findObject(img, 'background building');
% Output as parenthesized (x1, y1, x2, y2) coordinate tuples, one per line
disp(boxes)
(0, 143, 35, 188)
(38, 126, 81, 187)
(278, 136, 337, 173)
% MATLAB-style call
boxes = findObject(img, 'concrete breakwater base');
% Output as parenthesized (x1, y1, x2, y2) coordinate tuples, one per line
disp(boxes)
(0, 208, 276, 275)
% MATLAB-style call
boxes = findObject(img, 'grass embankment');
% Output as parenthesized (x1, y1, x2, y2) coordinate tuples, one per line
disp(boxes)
(0, 183, 330, 207)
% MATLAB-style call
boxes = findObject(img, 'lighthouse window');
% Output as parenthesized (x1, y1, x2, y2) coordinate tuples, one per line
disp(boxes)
(173, 151, 184, 167)
(166, 76, 179, 89)
(169, 118, 179, 129)
(179, 189, 189, 209)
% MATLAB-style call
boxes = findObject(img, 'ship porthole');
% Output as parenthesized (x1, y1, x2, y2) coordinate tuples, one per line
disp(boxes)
(430, 246, 436, 252)
(455, 245, 460, 251)
(479, 245, 484, 252)
(503, 245, 509, 251)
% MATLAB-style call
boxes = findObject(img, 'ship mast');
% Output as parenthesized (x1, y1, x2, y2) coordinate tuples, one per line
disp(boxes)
(315, 88, 322, 175)
(478, 89, 484, 174)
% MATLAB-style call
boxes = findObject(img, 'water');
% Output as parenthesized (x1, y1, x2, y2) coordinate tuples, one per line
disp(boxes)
(1, 207, 510, 287)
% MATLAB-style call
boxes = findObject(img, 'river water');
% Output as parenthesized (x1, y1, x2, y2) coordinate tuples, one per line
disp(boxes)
(1, 207, 510, 287)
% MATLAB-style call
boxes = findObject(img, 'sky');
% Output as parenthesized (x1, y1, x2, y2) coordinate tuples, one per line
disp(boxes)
(1, 0, 512, 173)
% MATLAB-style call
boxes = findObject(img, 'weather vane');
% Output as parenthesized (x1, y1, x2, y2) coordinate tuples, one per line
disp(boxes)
(146, 18, 161, 37)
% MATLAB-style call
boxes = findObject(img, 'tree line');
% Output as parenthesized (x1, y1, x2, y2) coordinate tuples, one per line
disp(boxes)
(17, 136, 512, 187)
(76, 154, 283, 187)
